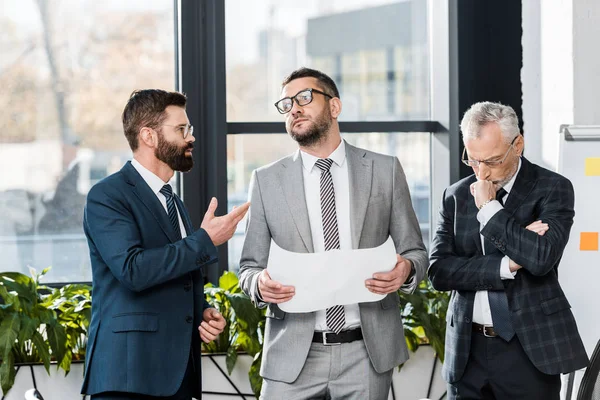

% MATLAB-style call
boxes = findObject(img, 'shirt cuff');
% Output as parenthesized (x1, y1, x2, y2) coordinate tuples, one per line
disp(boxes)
(400, 275, 417, 293)
(477, 200, 503, 225)
(251, 272, 264, 303)
(500, 256, 517, 279)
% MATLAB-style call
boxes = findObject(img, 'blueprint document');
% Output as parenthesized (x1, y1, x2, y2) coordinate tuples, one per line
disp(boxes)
(267, 237, 397, 313)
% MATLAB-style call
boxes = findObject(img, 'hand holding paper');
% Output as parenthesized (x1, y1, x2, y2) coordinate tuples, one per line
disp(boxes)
(267, 237, 397, 313)
(365, 253, 413, 294)
(257, 270, 295, 303)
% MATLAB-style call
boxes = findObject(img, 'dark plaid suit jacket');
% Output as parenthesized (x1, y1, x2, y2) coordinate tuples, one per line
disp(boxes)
(429, 157, 588, 383)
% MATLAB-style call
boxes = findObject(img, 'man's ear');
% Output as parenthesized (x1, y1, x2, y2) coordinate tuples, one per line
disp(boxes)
(515, 133, 525, 156)
(330, 97, 342, 119)
(139, 127, 155, 148)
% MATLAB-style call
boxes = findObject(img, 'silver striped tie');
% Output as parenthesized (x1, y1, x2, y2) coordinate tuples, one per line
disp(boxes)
(315, 158, 346, 334)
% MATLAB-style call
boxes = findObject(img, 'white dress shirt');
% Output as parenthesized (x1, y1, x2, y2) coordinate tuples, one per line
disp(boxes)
(131, 159, 187, 239)
(300, 140, 361, 331)
(472, 158, 522, 325)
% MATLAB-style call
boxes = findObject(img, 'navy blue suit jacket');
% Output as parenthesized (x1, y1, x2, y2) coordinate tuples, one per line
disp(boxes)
(81, 161, 218, 397)
(429, 157, 588, 383)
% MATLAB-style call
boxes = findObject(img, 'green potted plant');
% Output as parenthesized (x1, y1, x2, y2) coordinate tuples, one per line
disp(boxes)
(202, 271, 265, 398)
(0, 267, 91, 395)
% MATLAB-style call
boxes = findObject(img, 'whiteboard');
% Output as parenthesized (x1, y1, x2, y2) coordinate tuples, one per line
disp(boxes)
(557, 125, 600, 357)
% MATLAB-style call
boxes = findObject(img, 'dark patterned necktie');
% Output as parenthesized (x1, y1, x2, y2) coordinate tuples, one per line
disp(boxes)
(315, 158, 345, 334)
(160, 184, 182, 241)
(486, 186, 514, 341)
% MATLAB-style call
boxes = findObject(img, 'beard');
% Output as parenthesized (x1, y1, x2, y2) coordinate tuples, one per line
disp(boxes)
(289, 106, 332, 147)
(155, 131, 194, 172)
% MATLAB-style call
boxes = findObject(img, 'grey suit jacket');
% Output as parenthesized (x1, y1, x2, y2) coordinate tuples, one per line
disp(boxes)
(238, 141, 428, 383)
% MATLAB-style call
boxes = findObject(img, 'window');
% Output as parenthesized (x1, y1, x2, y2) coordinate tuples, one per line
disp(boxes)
(225, 0, 430, 122)
(0, 0, 176, 283)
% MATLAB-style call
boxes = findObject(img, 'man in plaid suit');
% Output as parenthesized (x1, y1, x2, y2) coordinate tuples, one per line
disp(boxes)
(429, 102, 588, 399)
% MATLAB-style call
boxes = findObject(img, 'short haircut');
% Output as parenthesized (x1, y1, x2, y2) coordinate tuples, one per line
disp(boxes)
(461, 101, 520, 144)
(281, 67, 340, 99)
(122, 89, 187, 151)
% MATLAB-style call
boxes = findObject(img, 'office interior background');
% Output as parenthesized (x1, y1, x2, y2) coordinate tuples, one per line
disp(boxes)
(1, 0, 600, 398)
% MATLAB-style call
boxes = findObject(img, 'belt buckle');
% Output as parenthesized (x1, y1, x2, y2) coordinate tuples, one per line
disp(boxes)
(482, 325, 495, 338)
(322, 332, 341, 346)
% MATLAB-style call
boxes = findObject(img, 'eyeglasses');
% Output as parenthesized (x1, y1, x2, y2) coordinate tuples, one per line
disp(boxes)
(462, 136, 518, 168)
(274, 88, 333, 114)
(162, 124, 194, 139)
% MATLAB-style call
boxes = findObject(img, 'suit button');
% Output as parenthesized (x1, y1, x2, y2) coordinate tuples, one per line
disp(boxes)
(184, 282, 192, 292)
(464, 317, 471, 323)
(185, 316, 193, 323)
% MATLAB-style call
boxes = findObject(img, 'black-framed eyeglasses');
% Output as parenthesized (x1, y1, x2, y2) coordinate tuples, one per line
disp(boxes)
(462, 136, 518, 168)
(162, 124, 194, 139)
(274, 88, 333, 114)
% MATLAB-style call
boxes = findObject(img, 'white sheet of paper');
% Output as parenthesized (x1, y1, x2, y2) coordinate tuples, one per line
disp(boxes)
(267, 237, 397, 313)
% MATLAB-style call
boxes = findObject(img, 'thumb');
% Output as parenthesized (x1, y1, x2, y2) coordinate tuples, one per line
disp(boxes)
(203, 197, 218, 220)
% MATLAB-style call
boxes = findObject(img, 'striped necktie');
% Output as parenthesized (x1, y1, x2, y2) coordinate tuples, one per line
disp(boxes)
(159, 184, 182, 241)
(315, 158, 346, 334)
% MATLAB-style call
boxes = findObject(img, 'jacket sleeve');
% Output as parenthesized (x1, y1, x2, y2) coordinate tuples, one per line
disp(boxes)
(480, 177, 574, 276)
(84, 182, 218, 292)
(428, 188, 505, 292)
(238, 170, 270, 309)
(389, 157, 429, 293)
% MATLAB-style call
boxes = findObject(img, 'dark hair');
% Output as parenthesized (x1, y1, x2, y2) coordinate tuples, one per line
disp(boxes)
(122, 89, 187, 151)
(281, 67, 340, 99)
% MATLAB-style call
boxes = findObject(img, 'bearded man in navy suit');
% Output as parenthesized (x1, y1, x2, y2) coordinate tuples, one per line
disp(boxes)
(81, 89, 250, 399)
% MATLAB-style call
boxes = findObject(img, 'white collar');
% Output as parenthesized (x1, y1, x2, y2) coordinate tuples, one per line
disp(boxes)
(131, 158, 170, 195)
(300, 139, 346, 172)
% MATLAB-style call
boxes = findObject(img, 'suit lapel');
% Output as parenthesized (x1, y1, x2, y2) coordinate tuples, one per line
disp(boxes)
(279, 152, 314, 252)
(346, 143, 372, 250)
(465, 187, 483, 255)
(503, 157, 536, 215)
(121, 162, 180, 243)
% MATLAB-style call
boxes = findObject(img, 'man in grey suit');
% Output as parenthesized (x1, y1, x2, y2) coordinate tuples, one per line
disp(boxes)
(238, 67, 428, 399)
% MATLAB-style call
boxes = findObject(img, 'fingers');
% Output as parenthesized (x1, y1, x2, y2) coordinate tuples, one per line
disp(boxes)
(526, 220, 549, 236)
(365, 278, 400, 294)
(199, 321, 221, 343)
(229, 202, 250, 220)
(202, 197, 218, 221)
(258, 270, 295, 303)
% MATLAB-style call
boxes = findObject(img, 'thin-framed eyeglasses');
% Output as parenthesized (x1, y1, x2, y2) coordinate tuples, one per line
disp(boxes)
(162, 124, 194, 139)
(274, 88, 333, 114)
(462, 136, 518, 168)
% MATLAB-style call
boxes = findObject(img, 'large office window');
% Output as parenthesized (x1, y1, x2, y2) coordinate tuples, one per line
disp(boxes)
(224, 0, 432, 272)
(0, 0, 175, 283)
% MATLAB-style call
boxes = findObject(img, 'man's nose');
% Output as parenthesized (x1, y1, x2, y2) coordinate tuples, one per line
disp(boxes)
(290, 100, 303, 116)
(476, 164, 491, 180)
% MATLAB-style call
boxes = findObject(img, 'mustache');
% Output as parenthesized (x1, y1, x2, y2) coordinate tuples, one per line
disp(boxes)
(185, 143, 194, 150)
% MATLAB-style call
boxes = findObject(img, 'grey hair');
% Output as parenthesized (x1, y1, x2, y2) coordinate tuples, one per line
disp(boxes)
(460, 102, 520, 144)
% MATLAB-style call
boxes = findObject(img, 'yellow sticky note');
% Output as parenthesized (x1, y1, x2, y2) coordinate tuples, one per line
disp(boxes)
(580, 232, 599, 251)
(585, 158, 600, 176)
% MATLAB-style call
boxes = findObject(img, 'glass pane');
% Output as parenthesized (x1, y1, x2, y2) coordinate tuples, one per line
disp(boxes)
(226, 0, 430, 122)
(0, 0, 175, 283)
(227, 132, 430, 273)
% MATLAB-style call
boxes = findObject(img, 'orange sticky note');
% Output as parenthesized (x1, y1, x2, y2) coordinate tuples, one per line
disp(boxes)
(585, 158, 600, 176)
(580, 232, 599, 251)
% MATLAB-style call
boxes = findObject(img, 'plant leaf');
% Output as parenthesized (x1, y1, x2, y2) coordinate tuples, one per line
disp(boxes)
(0, 350, 16, 394)
(218, 271, 239, 292)
(31, 330, 51, 373)
(46, 322, 67, 366)
(225, 345, 238, 375)
(249, 351, 263, 398)
(0, 313, 20, 359)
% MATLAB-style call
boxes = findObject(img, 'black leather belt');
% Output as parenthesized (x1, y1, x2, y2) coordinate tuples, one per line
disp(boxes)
(472, 322, 498, 337)
(312, 328, 363, 345)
